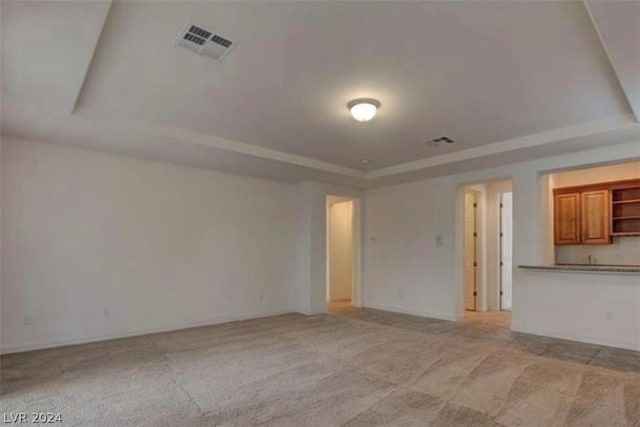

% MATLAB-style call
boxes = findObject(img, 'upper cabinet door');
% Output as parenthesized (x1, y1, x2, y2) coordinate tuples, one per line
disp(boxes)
(580, 190, 611, 245)
(554, 193, 580, 245)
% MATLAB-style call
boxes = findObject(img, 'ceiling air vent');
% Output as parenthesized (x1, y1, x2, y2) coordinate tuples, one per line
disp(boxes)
(176, 23, 235, 62)
(426, 136, 455, 147)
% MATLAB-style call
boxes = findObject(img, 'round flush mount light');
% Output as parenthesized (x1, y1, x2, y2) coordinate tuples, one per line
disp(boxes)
(360, 159, 372, 165)
(348, 98, 380, 122)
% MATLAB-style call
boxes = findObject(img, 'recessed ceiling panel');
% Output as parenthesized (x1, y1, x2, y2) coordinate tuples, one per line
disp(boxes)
(72, 1, 636, 169)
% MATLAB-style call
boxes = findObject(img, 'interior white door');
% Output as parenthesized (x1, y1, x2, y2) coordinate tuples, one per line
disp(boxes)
(500, 192, 513, 311)
(464, 192, 477, 311)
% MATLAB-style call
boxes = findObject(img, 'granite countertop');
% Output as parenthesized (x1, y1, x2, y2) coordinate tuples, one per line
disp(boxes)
(518, 264, 640, 273)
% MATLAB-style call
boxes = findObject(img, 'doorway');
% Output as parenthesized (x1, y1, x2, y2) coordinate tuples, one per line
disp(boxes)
(459, 179, 513, 328)
(464, 190, 479, 311)
(326, 196, 355, 309)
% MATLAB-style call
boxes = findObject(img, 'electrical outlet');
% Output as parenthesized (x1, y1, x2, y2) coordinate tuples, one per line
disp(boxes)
(435, 234, 443, 247)
(103, 308, 110, 317)
(23, 315, 32, 325)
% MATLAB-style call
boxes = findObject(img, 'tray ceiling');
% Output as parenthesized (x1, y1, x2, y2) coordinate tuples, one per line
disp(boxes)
(2, 0, 639, 187)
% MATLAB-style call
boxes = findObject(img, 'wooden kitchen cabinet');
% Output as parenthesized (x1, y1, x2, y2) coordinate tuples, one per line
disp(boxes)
(553, 179, 640, 245)
(580, 190, 611, 244)
(554, 193, 581, 245)
(611, 183, 640, 236)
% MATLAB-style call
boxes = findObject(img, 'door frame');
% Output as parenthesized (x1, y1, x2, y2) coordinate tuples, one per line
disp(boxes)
(455, 178, 513, 322)
(325, 194, 362, 309)
(499, 191, 513, 311)
(463, 189, 480, 312)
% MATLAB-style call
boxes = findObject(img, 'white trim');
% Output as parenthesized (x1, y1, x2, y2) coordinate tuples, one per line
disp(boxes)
(367, 115, 636, 178)
(0, 310, 292, 355)
(74, 105, 636, 183)
(511, 321, 640, 352)
(352, 198, 363, 308)
(74, 105, 365, 178)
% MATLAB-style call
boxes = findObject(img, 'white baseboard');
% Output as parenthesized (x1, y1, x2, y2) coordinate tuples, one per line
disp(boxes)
(0, 310, 293, 355)
(511, 321, 640, 351)
(9, 308, 634, 355)
(363, 303, 457, 322)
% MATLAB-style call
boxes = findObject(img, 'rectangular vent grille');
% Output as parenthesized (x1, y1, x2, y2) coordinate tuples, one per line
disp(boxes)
(211, 35, 232, 48)
(189, 25, 212, 39)
(427, 136, 455, 146)
(183, 33, 206, 46)
(176, 23, 235, 62)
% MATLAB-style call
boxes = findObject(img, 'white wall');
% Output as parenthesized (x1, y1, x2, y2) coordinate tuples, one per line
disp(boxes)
(329, 201, 353, 301)
(3, 135, 639, 353)
(551, 161, 640, 265)
(1, 136, 297, 353)
(551, 161, 640, 187)
(363, 140, 640, 350)
(364, 176, 458, 319)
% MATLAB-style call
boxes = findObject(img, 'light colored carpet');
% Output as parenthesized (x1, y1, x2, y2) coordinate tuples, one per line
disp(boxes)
(1, 308, 639, 426)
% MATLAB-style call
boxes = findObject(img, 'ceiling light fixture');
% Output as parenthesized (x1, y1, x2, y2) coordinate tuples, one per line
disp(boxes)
(360, 159, 372, 165)
(348, 98, 380, 122)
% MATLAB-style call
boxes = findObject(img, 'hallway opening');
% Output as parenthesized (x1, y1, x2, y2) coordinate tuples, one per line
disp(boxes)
(460, 179, 513, 327)
(326, 196, 356, 308)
